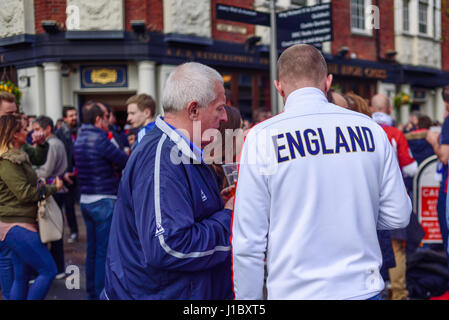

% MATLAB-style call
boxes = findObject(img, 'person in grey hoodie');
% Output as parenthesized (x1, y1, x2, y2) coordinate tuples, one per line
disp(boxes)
(33, 116, 68, 280)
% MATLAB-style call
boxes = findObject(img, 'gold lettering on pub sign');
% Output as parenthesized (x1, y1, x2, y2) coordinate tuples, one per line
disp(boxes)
(165, 48, 263, 65)
(327, 63, 387, 80)
(364, 68, 387, 79)
(341, 65, 363, 77)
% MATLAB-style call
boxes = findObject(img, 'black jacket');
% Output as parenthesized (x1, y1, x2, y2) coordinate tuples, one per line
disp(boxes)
(55, 122, 77, 173)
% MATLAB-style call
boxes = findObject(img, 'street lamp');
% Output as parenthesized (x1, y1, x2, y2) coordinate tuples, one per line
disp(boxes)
(256, 0, 280, 115)
(269, 0, 279, 116)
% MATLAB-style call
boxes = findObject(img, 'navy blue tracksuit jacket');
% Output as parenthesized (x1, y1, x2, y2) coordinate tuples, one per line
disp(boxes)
(103, 117, 233, 299)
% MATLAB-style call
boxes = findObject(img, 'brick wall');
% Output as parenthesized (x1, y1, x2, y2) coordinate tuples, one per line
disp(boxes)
(125, 0, 163, 32)
(331, 0, 395, 61)
(442, 0, 449, 71)
(34, 0, 67, 34)
(211, 0, 255, 43)
(34, 0, 164, 34)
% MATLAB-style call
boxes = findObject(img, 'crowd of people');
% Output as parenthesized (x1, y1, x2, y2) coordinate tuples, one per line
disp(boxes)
(0, 44, 449, 300)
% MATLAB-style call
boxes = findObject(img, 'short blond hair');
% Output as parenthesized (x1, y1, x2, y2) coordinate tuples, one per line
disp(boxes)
(277, 44, 328, 86)
(126, 94, 156, 117)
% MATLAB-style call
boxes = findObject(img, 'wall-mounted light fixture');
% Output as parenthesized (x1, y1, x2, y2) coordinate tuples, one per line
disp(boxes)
(245, 35, 262, 52)
(42, 20, 60, 34)
(337, 46, 349, 58)
(131, 20, 146, 34)
(19, 75, 30, 88)
(386, 50, 397, 60)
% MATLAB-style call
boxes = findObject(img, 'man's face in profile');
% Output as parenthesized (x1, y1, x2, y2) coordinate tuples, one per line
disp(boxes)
(197, 83, 228, 148)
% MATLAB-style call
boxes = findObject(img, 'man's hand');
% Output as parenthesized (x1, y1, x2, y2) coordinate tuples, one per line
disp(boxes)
(221, 186, 234, 202)
(63, 172, 75, 185)
(221, 186, 235, 210)
(54, 176, 64, 191)
(32, 131, 46, 145)
(426, 129, 449, 165)
(426, 130, 440, 147)
(224, 196, 235, 211)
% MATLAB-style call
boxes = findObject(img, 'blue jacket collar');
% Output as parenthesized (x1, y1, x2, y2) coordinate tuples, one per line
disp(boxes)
(144, 121, 156, 130)
(155, 116, 203, 163)
(80, 123, 106, 134)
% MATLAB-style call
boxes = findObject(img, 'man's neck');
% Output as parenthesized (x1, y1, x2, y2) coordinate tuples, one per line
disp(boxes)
(143, 118, 155, 127)
(163, 113, 199, 148)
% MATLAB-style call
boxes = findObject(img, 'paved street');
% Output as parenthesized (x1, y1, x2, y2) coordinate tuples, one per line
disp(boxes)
(0, 204, 88, 300)
(46, 204, 87, 300)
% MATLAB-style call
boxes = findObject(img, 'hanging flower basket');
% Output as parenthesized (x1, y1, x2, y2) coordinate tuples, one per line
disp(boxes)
(393, 92, 411, 109)
(0, 80, 22, 105)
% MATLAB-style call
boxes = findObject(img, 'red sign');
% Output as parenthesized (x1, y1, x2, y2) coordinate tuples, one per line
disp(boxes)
(420, 187, 442, 242)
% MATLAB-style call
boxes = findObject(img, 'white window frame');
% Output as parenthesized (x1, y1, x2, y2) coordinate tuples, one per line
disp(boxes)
(350, 0, 373, 36)
(398, 0, 439, 38)
(403, 0, 410, 33)
(433, 0, 441, 40)
(418, 0, 429, 35)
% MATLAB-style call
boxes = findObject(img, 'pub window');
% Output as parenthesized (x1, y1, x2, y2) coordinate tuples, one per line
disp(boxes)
(434, 1, 440, 39)
(403, 0, 410, 32)
(350, 0, 372, 35)
(351, 0, 365, 30)
(419, 0, 428, 35)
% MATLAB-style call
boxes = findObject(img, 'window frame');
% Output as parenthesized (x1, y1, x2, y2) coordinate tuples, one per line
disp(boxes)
(403, 0, 410, 33)
(418, 0, 429, 35)
(350, 0, 373, 36)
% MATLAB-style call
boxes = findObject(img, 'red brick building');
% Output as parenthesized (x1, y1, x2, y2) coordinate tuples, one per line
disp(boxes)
(0, 0, 448, 123)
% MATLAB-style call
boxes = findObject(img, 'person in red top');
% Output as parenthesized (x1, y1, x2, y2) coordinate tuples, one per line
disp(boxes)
(371, 94, 417, 177)
(371, 93, 417, 300)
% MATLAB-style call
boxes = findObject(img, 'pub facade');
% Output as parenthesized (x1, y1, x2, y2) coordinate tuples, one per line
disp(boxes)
(0, 0, 449, 124)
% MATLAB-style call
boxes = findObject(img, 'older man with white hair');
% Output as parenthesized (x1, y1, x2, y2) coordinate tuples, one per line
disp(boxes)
(102, 62, 234, 300)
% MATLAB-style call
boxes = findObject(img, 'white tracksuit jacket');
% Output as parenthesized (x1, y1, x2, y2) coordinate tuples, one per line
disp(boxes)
(232, 88, 412, 300)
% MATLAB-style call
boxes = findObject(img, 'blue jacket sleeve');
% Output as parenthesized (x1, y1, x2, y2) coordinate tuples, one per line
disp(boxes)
(133, 159, 232, 272)
(99, 137, 128, 170)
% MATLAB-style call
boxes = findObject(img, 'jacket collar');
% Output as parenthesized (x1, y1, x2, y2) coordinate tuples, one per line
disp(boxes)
(283, 87, 329, 114)
(0, 148, 31, 165)
(155, 116, 202, 163)
(372, 112, 394, 126)
(80, 123, 107, 135)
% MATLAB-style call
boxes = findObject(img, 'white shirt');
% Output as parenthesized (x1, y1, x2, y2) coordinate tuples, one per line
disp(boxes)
(232, 88, 411, 300)
(80, 194, 117, 204)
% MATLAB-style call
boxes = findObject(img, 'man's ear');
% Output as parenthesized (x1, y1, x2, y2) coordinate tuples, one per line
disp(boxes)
(95, 115, 102, 126)
(143, 108, 152, 119)
(186, 101, 200, 121)
(274, 80, 284, 98)
(325, 74, 333, 94)
(388, 105, 393, 115)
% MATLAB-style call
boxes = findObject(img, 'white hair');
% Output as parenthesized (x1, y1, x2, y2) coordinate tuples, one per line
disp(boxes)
(162, 62, 224, 113)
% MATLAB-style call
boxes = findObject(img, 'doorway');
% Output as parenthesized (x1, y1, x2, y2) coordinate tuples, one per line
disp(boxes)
(78, 92, 135, 129)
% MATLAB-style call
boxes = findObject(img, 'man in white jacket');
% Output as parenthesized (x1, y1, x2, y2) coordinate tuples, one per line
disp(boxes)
(231, 44, 412, 300)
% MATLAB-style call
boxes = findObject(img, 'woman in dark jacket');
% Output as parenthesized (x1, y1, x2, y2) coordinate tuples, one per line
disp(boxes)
(0, 115, 63, 300)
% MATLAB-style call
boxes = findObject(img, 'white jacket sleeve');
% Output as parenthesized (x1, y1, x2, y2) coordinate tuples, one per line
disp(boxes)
(377, 132, 412, 230)
(232, 131, 270, 300)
